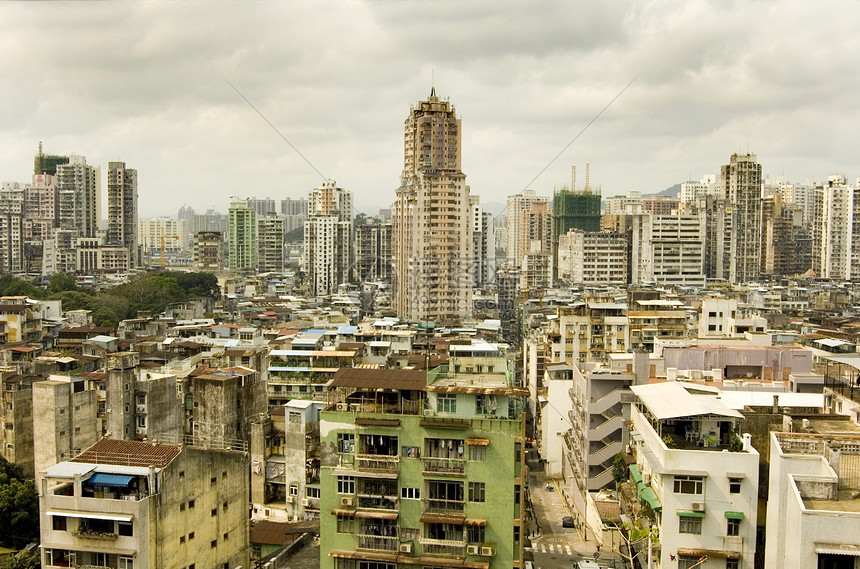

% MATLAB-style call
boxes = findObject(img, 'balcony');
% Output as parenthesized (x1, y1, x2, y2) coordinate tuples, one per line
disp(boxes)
(424, 498, 465, 513)
(71, 529, 119, 541)
(419, 537, 466, 556)
(357, 533, 399, 551)
(422, 457, 465, 476)
(356, 455, 399, 472)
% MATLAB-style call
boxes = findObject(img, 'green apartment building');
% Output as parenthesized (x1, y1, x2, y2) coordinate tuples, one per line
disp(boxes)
(319, 343, 527, 569)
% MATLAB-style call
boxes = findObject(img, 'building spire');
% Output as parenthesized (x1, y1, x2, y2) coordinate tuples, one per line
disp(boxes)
(430, 68, 436, 98)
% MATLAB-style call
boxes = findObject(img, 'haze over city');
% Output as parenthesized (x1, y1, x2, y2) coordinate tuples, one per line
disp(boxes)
(2, 1, 860, 217)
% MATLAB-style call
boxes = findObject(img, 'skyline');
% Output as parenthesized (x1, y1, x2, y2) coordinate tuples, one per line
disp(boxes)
(2, 1, 860, 218)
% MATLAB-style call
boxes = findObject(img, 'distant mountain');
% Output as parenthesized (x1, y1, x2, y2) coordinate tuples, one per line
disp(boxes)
(655, 183, 681, 197)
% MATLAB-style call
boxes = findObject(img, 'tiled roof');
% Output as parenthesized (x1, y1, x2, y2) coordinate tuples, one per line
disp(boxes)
(330, 368, 426, 391)
(71, 438, 181, 468)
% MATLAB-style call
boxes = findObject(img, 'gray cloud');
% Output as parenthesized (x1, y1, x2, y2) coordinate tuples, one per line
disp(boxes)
(1, 0, 859, 217)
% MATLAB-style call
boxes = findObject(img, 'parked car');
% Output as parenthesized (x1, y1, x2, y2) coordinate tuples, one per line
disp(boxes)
(562, 516, 575, 528)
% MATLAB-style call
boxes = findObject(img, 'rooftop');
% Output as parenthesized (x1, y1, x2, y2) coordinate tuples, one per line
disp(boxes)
(71, 438, 181, 468)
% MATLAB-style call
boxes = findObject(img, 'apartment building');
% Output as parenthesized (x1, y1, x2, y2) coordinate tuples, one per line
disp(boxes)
(0, 372, 37, 477)
(557, 229, 627, 285)
(39, 438, 249, 569)
(765, 431, 860, 569)
(319, 343, 527, 569)
(628, 382, 759, 569)
(630, 213, 706, 287)
(251, 400, 323, 521)
(628, 299, 687, 353)
(304, 181, 353, 296)
(553, 300, 630, 363)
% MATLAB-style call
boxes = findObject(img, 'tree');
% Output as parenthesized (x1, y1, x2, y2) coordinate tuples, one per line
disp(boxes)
(170, 271, 220, 298)
(45, 273, 78, 295)
(6, 547, 40, 569)
(0, 458, 38, 549)
(612, 453, 627, 484)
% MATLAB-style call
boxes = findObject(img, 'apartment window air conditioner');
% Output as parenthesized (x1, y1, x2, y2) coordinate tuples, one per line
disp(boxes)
(423, 409, 434, 417)
(336, 403, 349, 411)
(691, 501, 705, 512)
(466, 545, 480, 555)
(480, 546, 495, 556)
(341, 496, 354, 507)
(300, 498, 311, 507)
(286, 496, 295, 503)
(399, 543, 413, 554)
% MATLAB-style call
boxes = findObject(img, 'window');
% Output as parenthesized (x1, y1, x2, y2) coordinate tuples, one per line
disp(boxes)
(467, 524, 485, 543)
(468, 482, 486, 502)
(179, 470, 185, 479)
(306, 487, 321, 498)
(188, 531, 195, 540)
(729, 477, 742, 494)
(726, 560, 739, 569)
(679, 515, 702, 534)
(223, 532, 228, 541)
(210, 476, 217, 485)
(437, 393, 456, 413)
(401, 527, 419, 540)
(336, 514, 354, 533)
(118, 522, 133, 536)
(289, 485, 298, 496)
(188, 500, 195, 509)
(727, 517, 740, 536)
(223, 501, 228, 510)
(674, 475, 704, 494)
(211, 540, 217, 548)
(118, 557, 133, 569)
(52, 516, 67, 531)
(401, 487, 421, 500)
(180, 536, 185, 544)
(469, 445, 486, 461)
(180, 503, 185, 512)
(338, 433, 355, 453)
(337, 476, 355, 494)
(211, 508, 217, 517)
(679, 556, 702, 569)
(136, 416, 146, 428)
(136, 395, 145, 405)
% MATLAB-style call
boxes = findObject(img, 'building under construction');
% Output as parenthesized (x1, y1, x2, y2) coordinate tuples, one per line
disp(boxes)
(553, 165, 602, 277)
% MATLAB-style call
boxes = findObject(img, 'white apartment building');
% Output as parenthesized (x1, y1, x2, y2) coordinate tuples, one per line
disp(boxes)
(812, 175, 853, 280)
(557, 229, 627, 285)
(554, 300, 630, 363)
(765, 431, 860, 569)
(697, 298, 766, 339)
(629, 382, 759, 569)
(304, 181, 353, 296)
(631, 213, 706, 287)
(680, 175, 717, 204)
(138, 218, 186, 258)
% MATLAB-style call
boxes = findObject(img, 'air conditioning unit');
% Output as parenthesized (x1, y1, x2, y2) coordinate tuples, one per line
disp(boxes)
(423, 409, 434, 417)
(399, 542, 413, 554)
(466, 545, 480, 555)
(341, 496, 354, 507)
(300, 498, 311, 507)
(480, 546, 495, 557)
(286, 496, 295, 503)
(691, 501, 705, 512)
(336, 403, 349, 411)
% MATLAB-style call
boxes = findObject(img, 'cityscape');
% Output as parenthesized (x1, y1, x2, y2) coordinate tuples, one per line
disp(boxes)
(3, 2, 860, 569)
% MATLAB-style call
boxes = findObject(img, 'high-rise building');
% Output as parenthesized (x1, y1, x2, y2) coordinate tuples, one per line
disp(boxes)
(721, 153, 762, 283)
(57, 155, 99, 238)
(553, 166, 601, 279)
(228, 199, 256, 270)
(106, 161, 139, 268)
(470, 195, 493, 288)
(257, 212, 286, 274)
(392, 88, 472, 323)
(303, 181, 353, 295)
(0, 183, 24, 272)
(630, 213, 706, 287)
(354, 217, 392, 284)
(193, 231, 224, 271)
(506, 190, 549, 266)
(557, 229, 627, 285)
(281, 197, 308, 234)
(812, 175, 854, 280)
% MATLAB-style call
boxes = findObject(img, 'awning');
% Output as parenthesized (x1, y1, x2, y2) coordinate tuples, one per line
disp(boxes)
(420, 512, 466, 524)
(464, 518, 487, 526)
(815, 543, 860, 556)
(677, 548, 740, 560)
(466, 438, 489, 446)
(330, 509, 355, 517)
(355, 510, 398, 520)
(47, 510, 133, 522)
(724, 511, 744, 520)
(629, 464, 643, 484)
(641, 487, 662, 511)
(677, 510, 705, 518)
(420, 419, 469, 429)
(86, 473, 134, 487)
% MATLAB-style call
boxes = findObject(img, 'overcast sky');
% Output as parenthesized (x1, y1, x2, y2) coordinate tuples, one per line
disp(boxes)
(2, 1, 859, 218)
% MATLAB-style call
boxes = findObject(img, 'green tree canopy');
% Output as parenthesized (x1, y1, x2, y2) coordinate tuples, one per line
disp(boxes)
(0, 458, 38, 549)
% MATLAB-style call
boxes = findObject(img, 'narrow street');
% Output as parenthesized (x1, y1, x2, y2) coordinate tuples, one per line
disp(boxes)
(527, 452, 626, 569)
